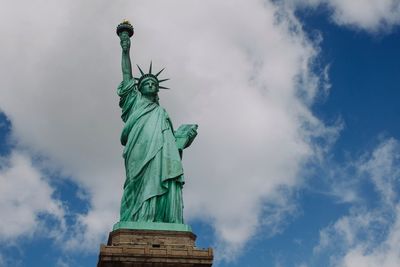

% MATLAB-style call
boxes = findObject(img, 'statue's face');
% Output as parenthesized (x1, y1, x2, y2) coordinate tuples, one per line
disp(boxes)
(120, 32, 130, 50)
(139, 78, 159, 96)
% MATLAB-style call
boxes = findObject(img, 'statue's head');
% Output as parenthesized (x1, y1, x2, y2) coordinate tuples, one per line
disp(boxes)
(139, 76, 159, 95)
(135, 62, 169, 97)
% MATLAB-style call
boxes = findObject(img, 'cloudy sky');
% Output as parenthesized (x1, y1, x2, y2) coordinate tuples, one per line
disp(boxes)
(0, 0, 400, 266)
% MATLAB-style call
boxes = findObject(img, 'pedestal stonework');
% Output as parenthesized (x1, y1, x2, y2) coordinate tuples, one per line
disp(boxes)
(97, 229, 213, 267)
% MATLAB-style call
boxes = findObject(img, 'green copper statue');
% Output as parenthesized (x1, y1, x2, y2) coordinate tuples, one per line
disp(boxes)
(116, 21, 198, 225)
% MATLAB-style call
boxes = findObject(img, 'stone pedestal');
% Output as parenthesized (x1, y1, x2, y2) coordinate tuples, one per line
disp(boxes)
(97, 229, 213, 267)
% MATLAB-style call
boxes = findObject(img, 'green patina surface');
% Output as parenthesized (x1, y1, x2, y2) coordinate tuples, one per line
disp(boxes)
(114, 21, 198, 227)
(113, 221, 192, 232)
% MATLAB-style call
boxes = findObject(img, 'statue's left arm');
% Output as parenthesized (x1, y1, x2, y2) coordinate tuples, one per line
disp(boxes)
(174, 124, 198, 157)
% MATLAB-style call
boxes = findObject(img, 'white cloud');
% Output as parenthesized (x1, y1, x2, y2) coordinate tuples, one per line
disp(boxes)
(56, 258, 71, 267)
(358, 138, 400, 206)
(0, 0, 335, 259)
(288, 0, 400, 32)
(0, 151, 64, 241)
(314, 138, 400, 267)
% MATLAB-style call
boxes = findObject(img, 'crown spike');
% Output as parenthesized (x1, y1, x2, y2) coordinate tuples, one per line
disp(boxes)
(137, 65, 145, 75)
(158, 78, 170, 83)
(159, 86, 170, 90)
(149, 61, 153, 74)
(155, 68, 165, 77)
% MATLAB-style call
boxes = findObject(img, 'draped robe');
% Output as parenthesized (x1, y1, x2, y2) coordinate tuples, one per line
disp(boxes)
(117, 79, 184, 223)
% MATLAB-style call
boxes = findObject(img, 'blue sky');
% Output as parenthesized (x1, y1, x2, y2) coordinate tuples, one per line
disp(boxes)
(1, 1, 400, 267)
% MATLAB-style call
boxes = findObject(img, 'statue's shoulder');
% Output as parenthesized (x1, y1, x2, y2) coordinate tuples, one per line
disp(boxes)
(122, 78, 136, 88)
(118, 78, 137, 96)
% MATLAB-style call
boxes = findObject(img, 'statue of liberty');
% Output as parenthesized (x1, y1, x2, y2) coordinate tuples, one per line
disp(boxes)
(115, 21, 198, 226)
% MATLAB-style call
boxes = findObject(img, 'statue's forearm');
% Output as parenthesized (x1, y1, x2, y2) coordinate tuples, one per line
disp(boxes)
(121, 51, 133, 82)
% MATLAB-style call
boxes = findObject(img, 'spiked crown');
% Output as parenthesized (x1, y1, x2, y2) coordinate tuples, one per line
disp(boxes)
(134, 62, 170, 90)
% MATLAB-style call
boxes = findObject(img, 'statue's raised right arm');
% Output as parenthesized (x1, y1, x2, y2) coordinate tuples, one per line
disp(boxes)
(116, 21, 137, 126)
(119, 31, 133, 82)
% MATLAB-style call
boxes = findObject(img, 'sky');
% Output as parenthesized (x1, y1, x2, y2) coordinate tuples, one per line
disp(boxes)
(0, 0, 399, 266)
